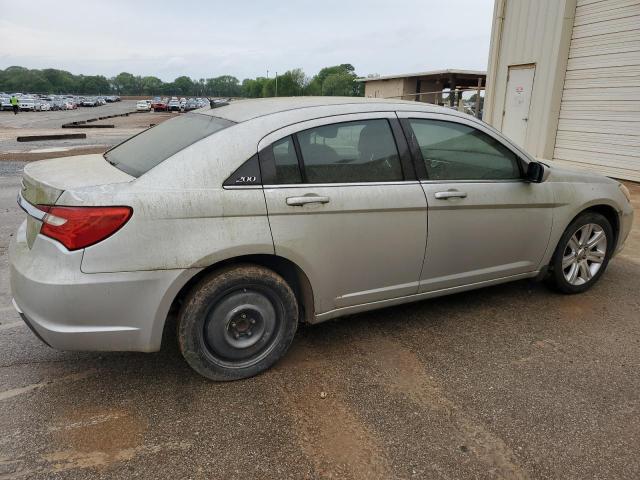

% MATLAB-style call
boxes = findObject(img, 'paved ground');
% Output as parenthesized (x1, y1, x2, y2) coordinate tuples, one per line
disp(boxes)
(0, 102, 174, 160)
(0, 101, 137, 130)
(0, 161, 638, 479)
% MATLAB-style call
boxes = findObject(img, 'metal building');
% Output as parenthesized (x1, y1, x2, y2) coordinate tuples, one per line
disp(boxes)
(360, 69, 486, 115)
(484, 0, 640, 181)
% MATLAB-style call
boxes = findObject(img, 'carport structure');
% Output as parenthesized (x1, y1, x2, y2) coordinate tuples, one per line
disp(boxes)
(359, 69, 486, 115)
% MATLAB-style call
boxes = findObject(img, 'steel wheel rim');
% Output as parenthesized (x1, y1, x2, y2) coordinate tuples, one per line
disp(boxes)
(202, 286, 283, 367)
(562, 223, 607, 286)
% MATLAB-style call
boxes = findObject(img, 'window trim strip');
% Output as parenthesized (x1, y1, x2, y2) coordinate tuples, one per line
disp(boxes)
(291, 133, 307, 183)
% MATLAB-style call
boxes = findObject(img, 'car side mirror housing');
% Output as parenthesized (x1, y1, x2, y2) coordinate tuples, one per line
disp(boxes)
(526, 161, 549, 183)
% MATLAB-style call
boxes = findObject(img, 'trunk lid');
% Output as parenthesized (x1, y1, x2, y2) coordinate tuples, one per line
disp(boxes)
(21, 154, 134, 248)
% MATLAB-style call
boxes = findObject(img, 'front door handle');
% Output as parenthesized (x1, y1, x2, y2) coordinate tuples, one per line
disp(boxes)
(286, 195, 330, 206)
(434, 190, 467, 200)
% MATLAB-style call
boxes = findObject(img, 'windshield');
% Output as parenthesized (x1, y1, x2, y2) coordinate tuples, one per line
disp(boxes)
(104, 113, 234, 177)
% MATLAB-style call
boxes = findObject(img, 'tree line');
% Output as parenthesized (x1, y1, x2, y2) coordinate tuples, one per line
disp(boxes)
(0, 64, 364, 97)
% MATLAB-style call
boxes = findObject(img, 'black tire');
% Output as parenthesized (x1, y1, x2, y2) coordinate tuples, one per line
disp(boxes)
(547, 211, 614, 294)
(178, 264, 298, 381)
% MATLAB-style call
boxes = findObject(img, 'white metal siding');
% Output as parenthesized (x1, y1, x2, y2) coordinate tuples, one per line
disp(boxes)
(553, 0, 640, 181)
(484, 0, 576, 159)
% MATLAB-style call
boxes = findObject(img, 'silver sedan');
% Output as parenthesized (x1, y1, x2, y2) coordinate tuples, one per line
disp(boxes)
(10, 98, 634, 380)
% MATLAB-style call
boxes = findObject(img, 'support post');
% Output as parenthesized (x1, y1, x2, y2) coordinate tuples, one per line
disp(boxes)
(475, 77, 483, 118)
(449, 75, 458, 107)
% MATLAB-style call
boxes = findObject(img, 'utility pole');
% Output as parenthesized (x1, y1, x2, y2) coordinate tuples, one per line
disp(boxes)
(275, 72, 278, 97)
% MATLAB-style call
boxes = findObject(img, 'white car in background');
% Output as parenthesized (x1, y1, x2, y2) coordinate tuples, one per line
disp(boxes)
(19, 96, 36, 111)
(136, 100, 151, 112)
(0, 95, 11, 110)
(168, 98, 181, 111)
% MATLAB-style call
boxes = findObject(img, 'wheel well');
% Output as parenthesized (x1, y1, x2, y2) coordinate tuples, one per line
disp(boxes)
(582, 204, 620, 248)
(551, 204, 620, 262)
(168, 255, 315, 325)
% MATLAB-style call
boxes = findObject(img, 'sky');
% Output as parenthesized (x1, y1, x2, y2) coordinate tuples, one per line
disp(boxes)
(0, 0, 495, 81)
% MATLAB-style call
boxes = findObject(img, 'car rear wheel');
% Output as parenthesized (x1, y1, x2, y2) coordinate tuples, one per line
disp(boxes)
(178, 264, 298, 381)
(547, 212, 614, 294)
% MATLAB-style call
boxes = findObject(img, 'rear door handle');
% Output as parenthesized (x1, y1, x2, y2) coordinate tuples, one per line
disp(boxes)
(286, 195, 330, 206)
(434, 190, 467, 199)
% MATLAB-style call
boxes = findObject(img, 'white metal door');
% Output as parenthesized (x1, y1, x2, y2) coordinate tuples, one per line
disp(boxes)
(502, 65, 535, 148)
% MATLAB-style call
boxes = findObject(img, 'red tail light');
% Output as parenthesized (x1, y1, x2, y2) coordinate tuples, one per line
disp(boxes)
(37, 205, 132, 251)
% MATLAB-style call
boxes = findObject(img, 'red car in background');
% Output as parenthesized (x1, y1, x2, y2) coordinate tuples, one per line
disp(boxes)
(151, 97, 168, 111)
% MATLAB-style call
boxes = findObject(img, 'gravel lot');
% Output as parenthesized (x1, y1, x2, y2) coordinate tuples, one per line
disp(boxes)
(0, 101, 174, 161)
(0, 101, 136, 129)
(0, 157, 638, 479)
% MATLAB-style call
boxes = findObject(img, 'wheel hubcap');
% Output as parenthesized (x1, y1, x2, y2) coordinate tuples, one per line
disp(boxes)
(204, 289, 278, 361)
(562, 223, 607, 286)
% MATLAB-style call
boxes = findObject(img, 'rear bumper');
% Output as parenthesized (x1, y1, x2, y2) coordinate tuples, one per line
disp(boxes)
(9, 221, 198, 352)
(13, 298, 52, 347)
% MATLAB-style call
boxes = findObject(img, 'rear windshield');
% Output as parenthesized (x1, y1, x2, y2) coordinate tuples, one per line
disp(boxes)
(105, 113, 234, 177)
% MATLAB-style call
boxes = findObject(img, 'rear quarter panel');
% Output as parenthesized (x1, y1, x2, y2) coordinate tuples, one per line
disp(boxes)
(60, 122, 275, 273)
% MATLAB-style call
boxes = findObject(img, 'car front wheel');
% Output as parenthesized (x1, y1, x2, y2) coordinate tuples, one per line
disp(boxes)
(178, 264, 299, 381)
(548, 212, 614, 294)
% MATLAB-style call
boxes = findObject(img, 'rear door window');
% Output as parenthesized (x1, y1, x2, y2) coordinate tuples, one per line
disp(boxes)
(272, 136, 302, 184)
(105, 113, 234, 177)
(296, 119, 403, 183)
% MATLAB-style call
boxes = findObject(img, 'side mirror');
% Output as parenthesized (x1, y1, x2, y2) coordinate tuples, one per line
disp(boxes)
(526, 161, 548, 183)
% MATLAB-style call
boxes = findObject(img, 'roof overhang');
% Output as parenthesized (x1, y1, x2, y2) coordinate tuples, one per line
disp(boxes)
(357, 69, 486, 82)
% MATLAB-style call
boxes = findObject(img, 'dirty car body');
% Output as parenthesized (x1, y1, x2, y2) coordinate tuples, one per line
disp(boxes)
(9, 97, 634, 380)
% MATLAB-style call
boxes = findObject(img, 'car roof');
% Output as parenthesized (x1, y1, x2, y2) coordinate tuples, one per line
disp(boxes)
(198, 96, 453, 123)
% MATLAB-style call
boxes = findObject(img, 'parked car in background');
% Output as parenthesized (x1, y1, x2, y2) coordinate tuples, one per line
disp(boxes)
(184, 98, 198, 111)
(9, 98, 634, 382)
(81, 97, 98, 107)
(136, 100, 151, 112)
(52, 98, 66, 110)
(0, 95, 12, 110)
(19, 96, 36, 111)
(168, 98, 181, 111)
(151, 97, 167, 111)
(37, 101, 51, 111)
